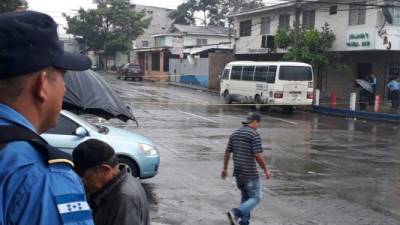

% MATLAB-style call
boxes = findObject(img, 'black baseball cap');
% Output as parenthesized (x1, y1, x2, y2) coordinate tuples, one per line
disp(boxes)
(73, 139, 116, 176)
(242, 112, 261, 124)
(0, 11, 91, 79)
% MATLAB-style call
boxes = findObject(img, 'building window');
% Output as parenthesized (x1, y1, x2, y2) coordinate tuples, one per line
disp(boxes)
(151, 52, 160, 71)
(279, 14, 290, 29)
(302, 10, 315, 29)
(349, 2, 366, 25)
(142, 40, 149, 47)
(155, 37, 165, 47)
(239, 20, 252, 37)
(260, 17, 271, 34)
(196, 38, 208, 46)
(329, 5, 338, 15)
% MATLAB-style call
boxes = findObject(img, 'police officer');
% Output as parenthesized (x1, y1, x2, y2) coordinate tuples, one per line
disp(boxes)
(0, 11, 94, 225)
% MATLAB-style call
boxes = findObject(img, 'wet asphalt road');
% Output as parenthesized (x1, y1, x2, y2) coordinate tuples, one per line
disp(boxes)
(86, 73, 400, 225)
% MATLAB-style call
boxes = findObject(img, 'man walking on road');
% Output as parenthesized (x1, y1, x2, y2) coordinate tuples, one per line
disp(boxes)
(73, 139, 150, 225)
(221, 112, 271, 225)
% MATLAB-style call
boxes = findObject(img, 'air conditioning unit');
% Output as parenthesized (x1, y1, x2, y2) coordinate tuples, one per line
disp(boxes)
(261, 35, 275, 49)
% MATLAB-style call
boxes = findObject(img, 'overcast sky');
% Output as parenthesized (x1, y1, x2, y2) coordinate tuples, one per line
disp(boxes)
(27, 0, 283, 35)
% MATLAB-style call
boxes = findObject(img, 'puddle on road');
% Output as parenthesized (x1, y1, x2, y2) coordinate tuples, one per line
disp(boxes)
(142, 182, 159, 212)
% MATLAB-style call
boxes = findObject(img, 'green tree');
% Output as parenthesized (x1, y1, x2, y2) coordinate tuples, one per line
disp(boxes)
(0, 0, 27, 13)
(275, 23, 340, 88)
(170, 0, 264, 26)
(168, 0, 197, 25)
(64, 0, 150, 69)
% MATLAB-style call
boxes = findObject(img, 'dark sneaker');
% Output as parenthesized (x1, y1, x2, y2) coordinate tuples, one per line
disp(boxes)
(227, 210, 240, 225)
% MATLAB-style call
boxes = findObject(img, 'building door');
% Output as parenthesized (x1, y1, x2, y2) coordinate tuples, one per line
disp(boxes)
(356, 63, 372, 79)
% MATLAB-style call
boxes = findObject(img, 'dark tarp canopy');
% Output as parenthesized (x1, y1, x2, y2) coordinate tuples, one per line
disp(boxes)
(63, 70, 137, 123)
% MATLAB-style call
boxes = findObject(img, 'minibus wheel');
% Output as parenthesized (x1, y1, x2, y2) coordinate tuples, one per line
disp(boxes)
(224, 91, 232, 104)
(282, 106, 294, 113)
(255, 95, 262, 110)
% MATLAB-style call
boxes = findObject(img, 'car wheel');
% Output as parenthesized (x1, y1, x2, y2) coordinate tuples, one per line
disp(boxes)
(117, 156, 139, 177)
(255, 95, 263, 110)
(282, 106, 294, 113)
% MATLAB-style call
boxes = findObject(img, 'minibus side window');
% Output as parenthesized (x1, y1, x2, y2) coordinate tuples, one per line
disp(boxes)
(222, 69, 230, 80)
(266, 66, 277, 83)
(242, 66, 255, 81)
(254, 66, 268, 82)
(231, 66, 243, 80)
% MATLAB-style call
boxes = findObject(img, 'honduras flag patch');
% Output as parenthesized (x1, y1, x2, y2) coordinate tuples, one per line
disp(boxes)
(55, 194, 92, 224)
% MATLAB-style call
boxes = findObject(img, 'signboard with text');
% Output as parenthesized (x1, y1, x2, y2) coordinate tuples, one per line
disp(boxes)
(171, 37, 184, 55)
(345, 29, 375, 50)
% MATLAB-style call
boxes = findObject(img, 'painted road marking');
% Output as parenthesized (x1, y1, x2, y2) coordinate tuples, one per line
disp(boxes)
(261, 114, 298, 125)
(178, 110, 218, 123)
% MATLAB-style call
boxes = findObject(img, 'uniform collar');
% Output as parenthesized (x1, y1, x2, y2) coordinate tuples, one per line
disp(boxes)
(0, 104, 36, 132)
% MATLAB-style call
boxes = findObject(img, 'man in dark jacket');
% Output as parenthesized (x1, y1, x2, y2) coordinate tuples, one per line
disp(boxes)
(73, 139, 150, 225)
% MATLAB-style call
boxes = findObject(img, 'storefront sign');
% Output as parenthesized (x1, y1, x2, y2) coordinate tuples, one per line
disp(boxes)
(248, 48, 272, 53)
(171, 37, 184, 55)
(346, 31, 372, 48)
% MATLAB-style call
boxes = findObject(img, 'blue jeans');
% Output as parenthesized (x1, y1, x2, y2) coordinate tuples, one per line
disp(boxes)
(233, 177, 261, 225)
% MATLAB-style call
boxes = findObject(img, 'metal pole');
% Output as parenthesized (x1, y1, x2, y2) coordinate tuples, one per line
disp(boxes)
(350, 92, 356, 111)
(293, 0, 301, 48)
(314, 89, 320, 106)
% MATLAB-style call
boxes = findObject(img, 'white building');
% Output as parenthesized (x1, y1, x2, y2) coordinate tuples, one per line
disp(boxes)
(133, 24, 233, 81)
(230, 0, 400, 102)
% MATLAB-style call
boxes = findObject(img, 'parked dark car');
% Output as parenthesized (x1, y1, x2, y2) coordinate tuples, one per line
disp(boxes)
(118, 63, 144, 81)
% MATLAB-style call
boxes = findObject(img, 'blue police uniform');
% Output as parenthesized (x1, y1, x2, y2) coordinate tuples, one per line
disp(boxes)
(0, 104, 94, 225)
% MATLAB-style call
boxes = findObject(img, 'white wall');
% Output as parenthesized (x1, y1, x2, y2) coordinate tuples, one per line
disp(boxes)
(233, 0, 400, 54)
(132, 5, 174, 49)
(155, 34, 230, 47)
(183, 35, 230, 46)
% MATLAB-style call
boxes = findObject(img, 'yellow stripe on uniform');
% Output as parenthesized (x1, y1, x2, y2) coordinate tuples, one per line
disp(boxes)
(49, 159, 74, 167)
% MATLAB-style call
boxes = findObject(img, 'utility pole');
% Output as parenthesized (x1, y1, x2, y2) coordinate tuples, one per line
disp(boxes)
(293, 0, 301, 48)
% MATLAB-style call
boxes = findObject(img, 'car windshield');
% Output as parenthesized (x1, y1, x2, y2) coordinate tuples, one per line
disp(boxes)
(61, 111, 103, 133)
(279, 66, 313, 81)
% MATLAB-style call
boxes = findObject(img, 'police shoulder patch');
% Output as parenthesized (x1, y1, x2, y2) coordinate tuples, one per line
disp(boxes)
(55, 194, 92, 224)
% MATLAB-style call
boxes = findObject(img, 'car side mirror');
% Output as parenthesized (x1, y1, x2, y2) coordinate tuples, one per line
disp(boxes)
(75, 127, 88, 137)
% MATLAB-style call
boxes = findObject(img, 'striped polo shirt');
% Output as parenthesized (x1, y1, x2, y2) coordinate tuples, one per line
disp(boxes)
(227, 125, 263, 179)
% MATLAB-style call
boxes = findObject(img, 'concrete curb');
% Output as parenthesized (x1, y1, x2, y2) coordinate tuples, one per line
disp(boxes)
(166, 82, 220, 95)
(312, 105, 400, 123)
(161, 82, 400, 123)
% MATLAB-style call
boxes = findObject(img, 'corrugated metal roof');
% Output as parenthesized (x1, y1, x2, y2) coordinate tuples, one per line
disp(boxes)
(172, 24, 231, 36)
(228, 1, 294, 17)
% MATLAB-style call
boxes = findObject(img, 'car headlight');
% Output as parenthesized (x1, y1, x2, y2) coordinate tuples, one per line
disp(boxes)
(139, 143, 158, 155)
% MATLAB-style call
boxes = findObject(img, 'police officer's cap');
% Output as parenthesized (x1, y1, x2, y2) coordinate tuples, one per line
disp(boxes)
(0, 11, 91, 79)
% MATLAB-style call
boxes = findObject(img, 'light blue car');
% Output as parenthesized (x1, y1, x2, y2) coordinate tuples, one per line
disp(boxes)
(41, 110, 160, 179)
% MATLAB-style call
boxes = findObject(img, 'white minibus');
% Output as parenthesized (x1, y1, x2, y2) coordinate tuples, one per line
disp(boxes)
(220, 61, 314, 112)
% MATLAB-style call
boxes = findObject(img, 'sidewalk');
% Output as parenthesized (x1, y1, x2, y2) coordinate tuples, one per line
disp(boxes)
(311, 101, 400, 122)
(166, 81, 220, 95)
